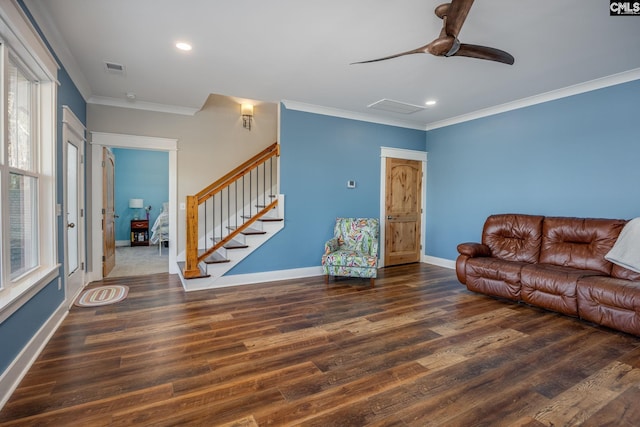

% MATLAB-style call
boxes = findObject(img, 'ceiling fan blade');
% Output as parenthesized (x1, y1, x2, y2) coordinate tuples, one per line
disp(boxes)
(351, 45, 430, 64)
(444, 0, 475, 38)
(353, 0, 514, 67)
(454, 43, 515, 65)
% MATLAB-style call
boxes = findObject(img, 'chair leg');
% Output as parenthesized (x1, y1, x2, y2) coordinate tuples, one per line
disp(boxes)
(370, 278, 375, 287)
(324, 275, 329, 285)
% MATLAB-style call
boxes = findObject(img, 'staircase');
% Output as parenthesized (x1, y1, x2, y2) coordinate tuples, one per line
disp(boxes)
(178, 143, 283, 291)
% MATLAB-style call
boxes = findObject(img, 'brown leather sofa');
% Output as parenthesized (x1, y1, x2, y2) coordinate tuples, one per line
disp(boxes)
(456, 214, 640, 336)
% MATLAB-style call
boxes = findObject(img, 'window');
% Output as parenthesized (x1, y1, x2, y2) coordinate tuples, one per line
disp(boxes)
(7, 58, 39, 280)
(0, 1, 58, 317)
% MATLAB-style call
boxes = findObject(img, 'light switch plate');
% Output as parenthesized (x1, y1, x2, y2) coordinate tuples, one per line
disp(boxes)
(347, 180, 356, 188)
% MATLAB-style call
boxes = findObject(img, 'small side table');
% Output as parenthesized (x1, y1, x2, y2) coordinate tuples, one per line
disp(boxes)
(131, 220, 149, 246)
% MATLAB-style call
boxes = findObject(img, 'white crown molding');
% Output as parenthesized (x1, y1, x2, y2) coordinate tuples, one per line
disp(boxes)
(20, 0, 640, 131)
(425, 68, 640, 131)
(88, 95, 199, 116)
(286, 69, 640, 132)
(1, 0, 58, 80)
(22, 0, 89, 99)
(282, 99, 427, 131)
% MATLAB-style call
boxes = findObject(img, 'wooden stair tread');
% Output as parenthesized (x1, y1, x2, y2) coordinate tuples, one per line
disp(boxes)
(227, 226, 266, 235)
(199, 250, 230, 264)
(178, 261, 210, 279)
(213, 238, 249, 249)
(241, 215, 283, 222)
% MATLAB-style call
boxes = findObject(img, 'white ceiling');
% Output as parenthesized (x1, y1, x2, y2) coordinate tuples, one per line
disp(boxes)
(25, 0, 640, 129)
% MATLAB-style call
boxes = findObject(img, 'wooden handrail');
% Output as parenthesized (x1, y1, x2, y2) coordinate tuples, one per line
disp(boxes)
(196, 142, 279, 203)
(183, 142, 280, 279)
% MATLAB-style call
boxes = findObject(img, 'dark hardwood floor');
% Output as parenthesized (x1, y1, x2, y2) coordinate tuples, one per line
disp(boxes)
(2, 264, 640, 426)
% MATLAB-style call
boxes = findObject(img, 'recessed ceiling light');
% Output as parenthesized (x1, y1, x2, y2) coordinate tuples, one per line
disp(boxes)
(425, 100, 437, 106)
(176, 42, 192, 51)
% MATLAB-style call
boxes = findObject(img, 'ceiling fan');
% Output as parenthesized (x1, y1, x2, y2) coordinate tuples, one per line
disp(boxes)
(353, 0, 514, 65)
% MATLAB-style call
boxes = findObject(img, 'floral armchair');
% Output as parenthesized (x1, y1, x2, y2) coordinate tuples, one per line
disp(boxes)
(322, 218, 379, 286)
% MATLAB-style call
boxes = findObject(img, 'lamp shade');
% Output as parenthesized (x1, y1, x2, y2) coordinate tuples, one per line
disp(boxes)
(241, 103, 253, 116)
(129, 198, 144, 209)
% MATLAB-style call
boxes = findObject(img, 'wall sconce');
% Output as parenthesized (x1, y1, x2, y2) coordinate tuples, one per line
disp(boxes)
(241, 103, 254, 130)
(129, 198, 144, 219)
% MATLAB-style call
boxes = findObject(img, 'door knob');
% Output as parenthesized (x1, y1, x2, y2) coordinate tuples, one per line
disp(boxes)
(67, 222, 75, 228)
(387, 215, 394, 220)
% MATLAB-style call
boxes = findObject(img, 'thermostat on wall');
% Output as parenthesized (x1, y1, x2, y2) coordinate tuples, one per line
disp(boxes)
(347, 180, 356, 188)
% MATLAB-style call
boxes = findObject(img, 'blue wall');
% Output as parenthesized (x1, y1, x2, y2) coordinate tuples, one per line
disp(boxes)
(230, 106, 426, 274)
(1, 3, 86, 373)
(112, 148, 169, 241)
(1, 280, 61, 373)
(425, 79, 640, 260)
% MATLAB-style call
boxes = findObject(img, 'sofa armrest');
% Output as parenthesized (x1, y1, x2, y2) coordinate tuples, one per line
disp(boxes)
(457, 242, 491, 258)
(456, 243, 491, 285)
(324, 238, 340, 255)
(456, 255, 469, 285)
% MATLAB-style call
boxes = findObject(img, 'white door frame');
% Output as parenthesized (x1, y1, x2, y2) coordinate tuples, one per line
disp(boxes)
(89, 132, 178, 281)
(379, 147, 428, 268)
(62, 106, 86, 305)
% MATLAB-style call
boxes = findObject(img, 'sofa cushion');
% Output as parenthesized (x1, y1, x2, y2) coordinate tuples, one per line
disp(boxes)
(611, 264, 640, 281)
(577, 276, 640, 336)
(520, 263, 604, 317)
(482, 214, 544, 263)
(539, 217, 626, 274)
(466, 257, 527, 301)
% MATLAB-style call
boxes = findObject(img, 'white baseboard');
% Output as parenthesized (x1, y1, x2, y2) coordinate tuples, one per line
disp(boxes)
(116, 240, 130, 247)
(422, 255, 456, 269)
(184, 257, 457, 292)
(0, 302, 68, 410)
(184, 266, 324, 291)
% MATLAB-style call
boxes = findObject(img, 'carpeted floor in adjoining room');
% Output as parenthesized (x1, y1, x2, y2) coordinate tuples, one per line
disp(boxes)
(108, 244, 169, 278)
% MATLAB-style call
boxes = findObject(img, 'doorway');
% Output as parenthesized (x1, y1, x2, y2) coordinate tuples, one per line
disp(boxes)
(90, 132, 178, 282)
(379, 147, 427, 268)
(108, 147, 169, 277)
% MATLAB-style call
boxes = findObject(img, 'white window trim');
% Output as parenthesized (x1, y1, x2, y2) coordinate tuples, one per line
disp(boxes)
(0, 0, 59, 321)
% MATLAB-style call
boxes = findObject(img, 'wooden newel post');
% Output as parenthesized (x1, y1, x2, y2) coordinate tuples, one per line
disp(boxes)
(183, 195, 201, 278)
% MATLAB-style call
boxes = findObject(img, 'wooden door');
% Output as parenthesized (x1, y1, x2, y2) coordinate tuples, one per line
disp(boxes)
(102, 147, 116, 276)
(384, 157, 422, 266)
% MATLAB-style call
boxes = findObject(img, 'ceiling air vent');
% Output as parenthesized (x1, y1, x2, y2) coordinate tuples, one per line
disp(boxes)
(367, 99, 426, 114)
(104, 61, 125, 73)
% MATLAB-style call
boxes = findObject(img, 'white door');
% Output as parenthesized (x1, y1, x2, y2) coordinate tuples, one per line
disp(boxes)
(63, 107, 86, 304)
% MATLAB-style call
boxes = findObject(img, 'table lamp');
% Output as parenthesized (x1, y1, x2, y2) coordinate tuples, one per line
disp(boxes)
(129, 198, 144, 219)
